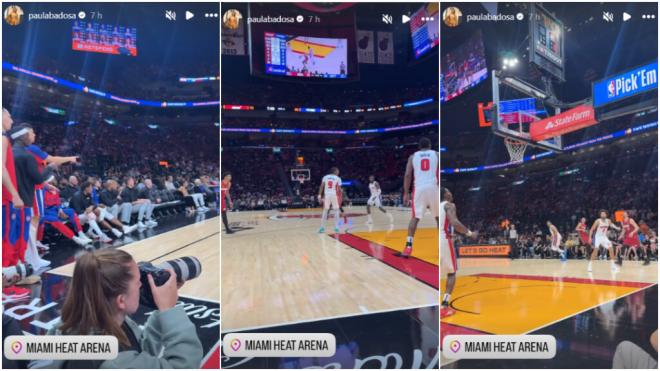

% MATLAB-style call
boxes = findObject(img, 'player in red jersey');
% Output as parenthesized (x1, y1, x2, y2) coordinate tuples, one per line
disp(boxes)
(25, 135, 78, 252)
(8, 123, 55, 271)
(574, 217, 590, 259)
(2, 108, 23, 268)
(221, 172, 234, 234)
(575, 217, 590, 247)
(619, 211, 643, 265)
(40, 182, 92, 247)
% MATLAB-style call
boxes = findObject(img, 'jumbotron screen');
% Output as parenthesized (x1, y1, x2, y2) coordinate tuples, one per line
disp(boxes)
(72, 21, 137, 57)
(264, 33, 347, 79)
(441, 30, 487, 102)
(529, 4, 564, 80)
(410, 3, 439, 59)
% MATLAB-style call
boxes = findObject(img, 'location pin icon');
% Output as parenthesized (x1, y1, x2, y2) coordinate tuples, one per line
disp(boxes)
(450, 340, 461, 353)
(11, 341, 22, 354)
(230, 339, 241, 351)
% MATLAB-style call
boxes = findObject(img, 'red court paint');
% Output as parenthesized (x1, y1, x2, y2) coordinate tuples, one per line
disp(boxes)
(475, 273, 651, 288)
(335, 233, 438, 289)
(201, 344, 220, 369)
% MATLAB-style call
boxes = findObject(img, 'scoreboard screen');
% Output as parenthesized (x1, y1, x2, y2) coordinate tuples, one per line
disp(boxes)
(441, 30, 487, 102)
(410, 3, 439, 59)
(72, 21, 137, 57)
(264, 33, 347, 79)
(529, 4, 564, 81)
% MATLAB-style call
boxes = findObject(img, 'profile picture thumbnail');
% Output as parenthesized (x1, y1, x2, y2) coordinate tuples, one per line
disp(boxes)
(223, 9, 242, 30)
(4, 5, 24, 26)
(443, 7, 462, 28)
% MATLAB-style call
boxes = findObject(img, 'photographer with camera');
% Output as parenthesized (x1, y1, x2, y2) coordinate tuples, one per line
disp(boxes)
(39, 249, 203, 369)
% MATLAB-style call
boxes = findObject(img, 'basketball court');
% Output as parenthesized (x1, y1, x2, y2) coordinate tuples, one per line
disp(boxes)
(441, 258, 658, 368)
(221, 206, 439, 367)
(440, 2, 658, 368)
(221, 207, 438, 331)
(50, 216, 220, 300)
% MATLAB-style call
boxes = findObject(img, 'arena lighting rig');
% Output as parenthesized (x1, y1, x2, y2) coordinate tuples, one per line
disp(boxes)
(3, 62, 219, 107)
(442, 121, 657, 174)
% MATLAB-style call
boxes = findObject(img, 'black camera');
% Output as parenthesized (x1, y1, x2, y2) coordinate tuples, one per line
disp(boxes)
(138, 256, 202, 308)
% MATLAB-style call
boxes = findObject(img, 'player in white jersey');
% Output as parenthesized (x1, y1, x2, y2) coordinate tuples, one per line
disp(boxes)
(318, 167, 342, 234)
(366, 175, 393, 224)
(588, 210, 621, 272)
(440, 187, 476, 318)
(547, 221, 566, 261)
(397, 138, 439, 258)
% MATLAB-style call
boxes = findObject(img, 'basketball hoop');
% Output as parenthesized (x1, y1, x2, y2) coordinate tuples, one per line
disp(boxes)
(504, 137, 528, 163)
(297, 174, 306, 185)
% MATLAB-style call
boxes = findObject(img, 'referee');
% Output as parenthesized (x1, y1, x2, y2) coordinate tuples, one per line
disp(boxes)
(509, 223, 519, 259)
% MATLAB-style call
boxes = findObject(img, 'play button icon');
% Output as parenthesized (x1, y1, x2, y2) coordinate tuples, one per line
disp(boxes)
(623, 12, 631, 22)
(186, 11, 194, 20)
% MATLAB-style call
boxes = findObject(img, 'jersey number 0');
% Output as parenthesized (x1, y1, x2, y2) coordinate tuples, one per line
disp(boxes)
(421, 158, 430, 171)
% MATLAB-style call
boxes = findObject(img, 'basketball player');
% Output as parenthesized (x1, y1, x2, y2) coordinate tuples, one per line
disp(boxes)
(547, 221, 567, 261)
(336, 185, 349, 227)
(440, 187, 476, 318)
(318, 167, 342, 234)
(221, 172, 234, 234)
(10, 123, 55, 270)
(575, 217, 590, 251)
(648, 229, 657, 263)
(41, 181, 93, 247)
(89, 177, 138, 238)
(366, 175, 392, 225)
(588, 210, 621, 272)
(25, 133, 78, 251)
(2, 108, 24, 270)
(620, 211, 645, 265)
(398, 138, 438, 258)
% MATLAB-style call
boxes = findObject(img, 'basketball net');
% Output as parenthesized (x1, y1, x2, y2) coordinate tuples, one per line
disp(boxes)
(504, 137, 528, 163)
(297, 174, 305, 185)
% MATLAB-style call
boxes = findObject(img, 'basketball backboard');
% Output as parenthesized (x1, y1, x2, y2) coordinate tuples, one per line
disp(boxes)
(491, 69, 564, 154)
(290, 168, 310, 184)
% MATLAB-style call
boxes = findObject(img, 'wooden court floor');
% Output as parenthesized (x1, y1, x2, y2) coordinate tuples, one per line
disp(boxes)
(440, 258, 658, 366)
(50, 217, 220, 301)
(221, 207, 439, 331)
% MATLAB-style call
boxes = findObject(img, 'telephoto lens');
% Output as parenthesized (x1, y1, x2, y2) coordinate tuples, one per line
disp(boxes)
(138, 257, 202, 308)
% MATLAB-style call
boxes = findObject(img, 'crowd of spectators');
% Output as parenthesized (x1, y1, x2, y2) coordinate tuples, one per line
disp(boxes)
(443, 112, 657, 169)
(221, 111, 436, 131)
(14, 116, 220, 251)
(3, 52, 218, 102)
(28, 119, 218, 180)
(448, 148, 658, 260)
(221, 81, 438, 110)
(222, 137, 436, 211)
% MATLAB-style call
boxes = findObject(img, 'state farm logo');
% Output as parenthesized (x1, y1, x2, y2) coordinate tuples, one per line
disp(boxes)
(530, 105, 597, 142)
(543, 107, 593, 131)
(607, 80, 616, 98)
